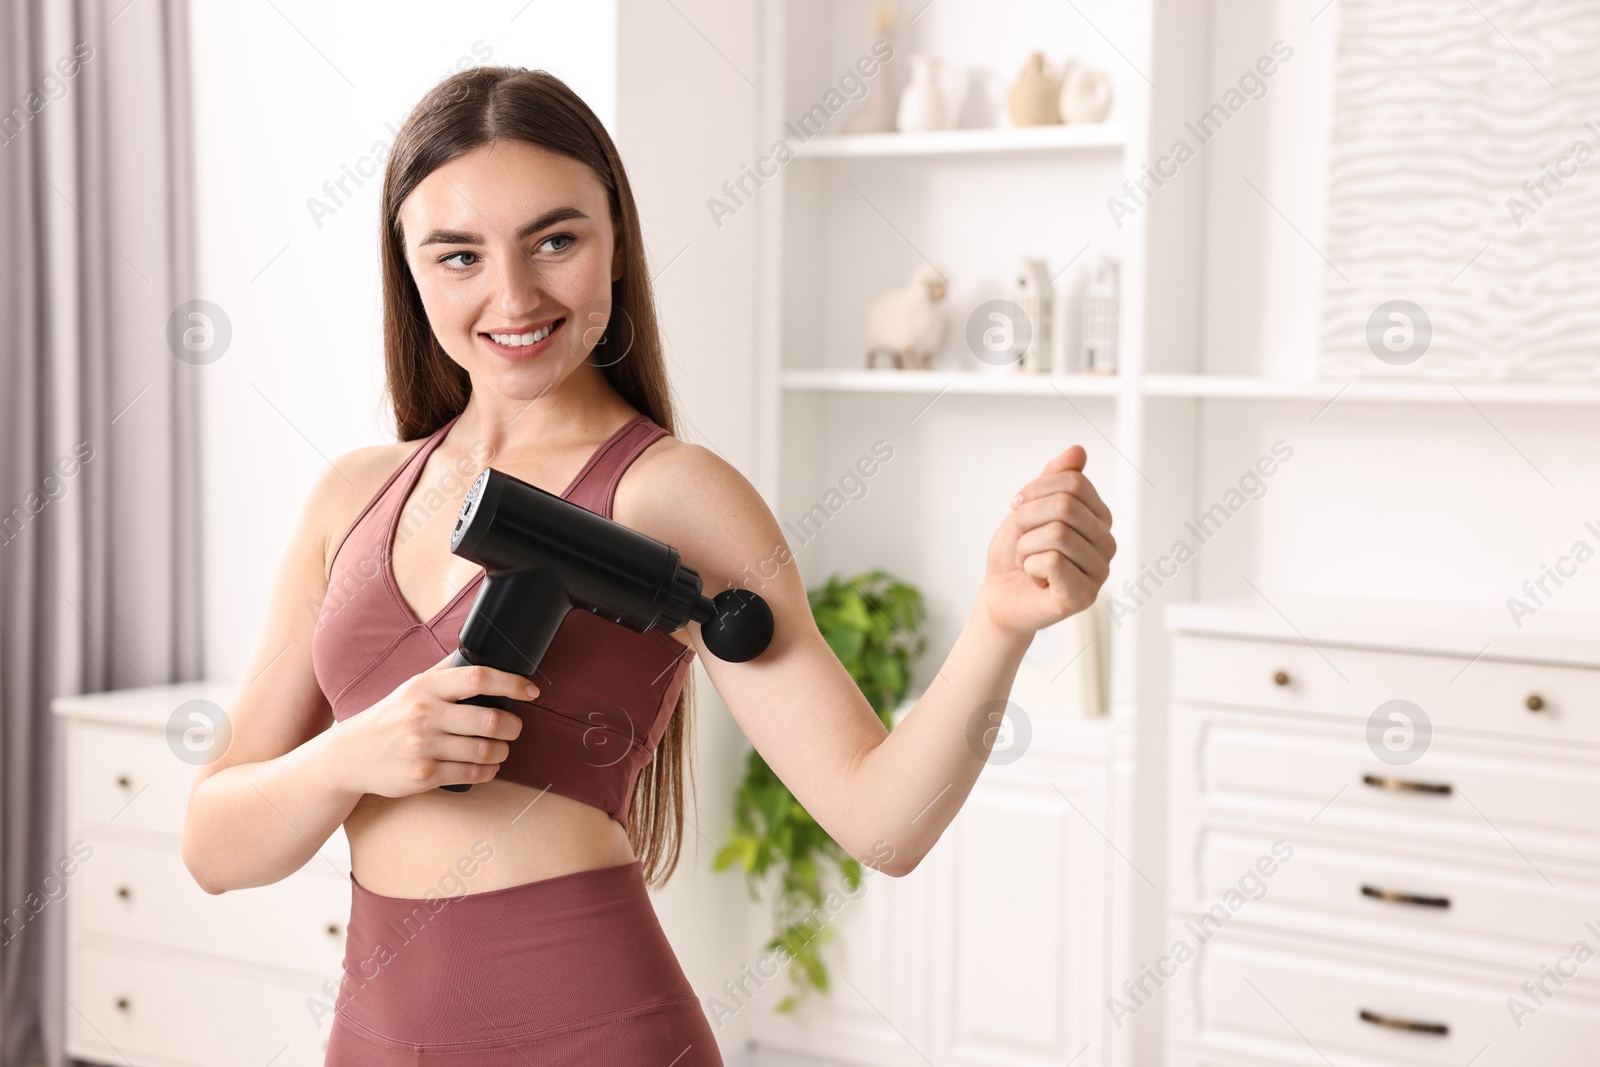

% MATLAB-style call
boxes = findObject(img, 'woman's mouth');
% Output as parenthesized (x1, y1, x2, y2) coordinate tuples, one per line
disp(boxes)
(480, 318, 565, 361)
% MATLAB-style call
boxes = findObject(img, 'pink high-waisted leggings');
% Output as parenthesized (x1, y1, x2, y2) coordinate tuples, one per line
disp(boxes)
(324, 859, 723, 1065)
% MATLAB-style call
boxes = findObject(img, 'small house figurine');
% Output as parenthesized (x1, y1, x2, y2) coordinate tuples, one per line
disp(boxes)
(1009, 256, 1053, 373)
(865, 263, 948, 370)
(1080, 254, 1119, 374)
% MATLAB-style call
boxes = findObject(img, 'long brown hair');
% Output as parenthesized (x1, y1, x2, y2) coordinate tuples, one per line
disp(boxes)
(378, 67, 694, 890)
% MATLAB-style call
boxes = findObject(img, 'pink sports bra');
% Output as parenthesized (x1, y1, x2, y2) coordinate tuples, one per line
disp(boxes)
(310, 411, 695, 830)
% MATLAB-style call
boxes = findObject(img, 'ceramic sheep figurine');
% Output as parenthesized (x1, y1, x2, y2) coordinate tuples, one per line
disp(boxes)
(864, 263, 948, 369)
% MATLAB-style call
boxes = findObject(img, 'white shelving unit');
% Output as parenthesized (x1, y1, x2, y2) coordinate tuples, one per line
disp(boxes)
(743, 2, 1595, 1063)
(745, 2, 1209, 1066)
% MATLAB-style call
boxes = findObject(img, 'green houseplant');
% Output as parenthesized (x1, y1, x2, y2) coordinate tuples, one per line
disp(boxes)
(713, 567, 927, 1013)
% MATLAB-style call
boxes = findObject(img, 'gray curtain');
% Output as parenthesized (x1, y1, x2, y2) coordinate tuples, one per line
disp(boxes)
(0, 1, 202, 1064)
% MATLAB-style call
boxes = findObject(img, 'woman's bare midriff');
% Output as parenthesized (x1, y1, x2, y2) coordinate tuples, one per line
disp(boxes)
(342, 780, 637, 897)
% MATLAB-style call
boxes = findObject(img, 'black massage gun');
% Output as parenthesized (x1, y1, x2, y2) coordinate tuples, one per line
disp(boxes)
(437, 466, 774, 791)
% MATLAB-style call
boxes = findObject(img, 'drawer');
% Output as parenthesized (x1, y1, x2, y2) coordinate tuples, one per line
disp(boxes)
(74, 717, 354, 867)
(1172, 704, 1600, 862)
(78, 835, 349, 975)
(76, 719, 195, 836)
(69, 942, 332, 1067)
(1172, 633, 1600, 746)
(1169, 814, 1600, 971)
(1166, 920, 1600, 1066)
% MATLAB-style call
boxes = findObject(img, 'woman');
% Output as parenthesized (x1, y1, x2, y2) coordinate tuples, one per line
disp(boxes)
(181, 66, 1116, 1065)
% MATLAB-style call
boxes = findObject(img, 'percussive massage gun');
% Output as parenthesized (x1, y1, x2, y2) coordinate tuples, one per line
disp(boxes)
(436, 465, 775, 792)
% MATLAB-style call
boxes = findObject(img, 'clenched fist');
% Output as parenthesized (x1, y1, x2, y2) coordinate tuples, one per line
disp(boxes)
(978, 445, 1115, 638)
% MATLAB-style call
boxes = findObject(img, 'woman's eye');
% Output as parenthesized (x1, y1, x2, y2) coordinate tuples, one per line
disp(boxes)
(438, 235, 574, 272)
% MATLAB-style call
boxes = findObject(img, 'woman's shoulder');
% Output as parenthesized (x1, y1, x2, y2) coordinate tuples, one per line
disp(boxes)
(623, 431, 722, 504)
(616, 431, 780, 565)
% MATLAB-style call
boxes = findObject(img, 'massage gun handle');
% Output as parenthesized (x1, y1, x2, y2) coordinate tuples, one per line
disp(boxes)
(438, 648, 521, 793)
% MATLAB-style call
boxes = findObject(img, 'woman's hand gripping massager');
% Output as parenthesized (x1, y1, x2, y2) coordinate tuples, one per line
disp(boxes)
(437, 465, 774, 791)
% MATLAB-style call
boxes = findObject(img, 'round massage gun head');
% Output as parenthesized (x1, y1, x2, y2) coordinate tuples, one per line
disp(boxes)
(698, 588, 774, 663)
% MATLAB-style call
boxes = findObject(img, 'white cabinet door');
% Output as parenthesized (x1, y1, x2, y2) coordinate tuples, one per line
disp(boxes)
(926, 758, 1110, 1067)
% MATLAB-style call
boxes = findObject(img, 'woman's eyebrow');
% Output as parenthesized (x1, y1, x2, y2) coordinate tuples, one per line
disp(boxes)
(417, 206, 589, 247)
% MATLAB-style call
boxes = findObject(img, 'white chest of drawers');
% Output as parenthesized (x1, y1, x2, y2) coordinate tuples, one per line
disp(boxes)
(1163, 600, 1600, 1067)
(52, 680, 351, 1067)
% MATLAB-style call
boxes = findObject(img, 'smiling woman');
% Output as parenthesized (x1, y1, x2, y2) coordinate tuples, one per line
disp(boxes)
(182, 67, 730, 1065)
(180, 62, 1115, 1067)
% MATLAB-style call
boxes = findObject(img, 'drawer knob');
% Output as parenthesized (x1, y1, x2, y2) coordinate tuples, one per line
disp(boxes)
(1526, 693, 1545, 712)
(1272, 670, 1290, 687)
(1360, 884, 1451, 909)
(1362, 773, 1452, 796)
(116, 775, 131, 788)
(1359, 1008, 1448, 1036)
(115, 885, 131, 900)
(115, 997, 130, 1011)
(326, 922, 341, 937)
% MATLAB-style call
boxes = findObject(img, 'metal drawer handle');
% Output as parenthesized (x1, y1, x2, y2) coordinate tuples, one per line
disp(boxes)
(1361, 884, 1450, 909)
(326, 922, 341, 937)
(1359, 1008, 1448, 1036)
(1272, 670, 1290, 687)
(115, 997, 130, 1011)
(115, 885, 131, 900)
(1526, 693, 1545, 712)
(1362, 773, 1452, 796)
(116, 775, 131, 788)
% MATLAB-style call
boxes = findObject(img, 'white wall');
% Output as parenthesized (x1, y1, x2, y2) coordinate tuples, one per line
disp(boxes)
(190, 0, 617, 682)
(189, 2, 749, 1060)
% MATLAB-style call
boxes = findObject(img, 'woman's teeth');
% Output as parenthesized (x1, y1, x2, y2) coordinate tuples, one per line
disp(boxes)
(488, 320, 559, 347)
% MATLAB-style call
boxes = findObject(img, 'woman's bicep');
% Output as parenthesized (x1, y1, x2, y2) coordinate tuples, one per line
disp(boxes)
(625, 445, 889, 859)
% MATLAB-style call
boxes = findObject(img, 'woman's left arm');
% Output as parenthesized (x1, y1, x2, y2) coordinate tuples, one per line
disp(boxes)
(624, 442, 1115, 877)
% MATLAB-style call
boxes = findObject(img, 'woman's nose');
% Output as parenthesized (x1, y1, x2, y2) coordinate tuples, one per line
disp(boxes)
(488, 248, 548, 314)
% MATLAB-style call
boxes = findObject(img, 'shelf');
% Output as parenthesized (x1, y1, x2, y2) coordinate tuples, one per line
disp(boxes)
(1143, 374, 1600, 404)
(780, 370, 1600, 403)
(781, 367, 1120, 396)
(792, 123, 1126, 160)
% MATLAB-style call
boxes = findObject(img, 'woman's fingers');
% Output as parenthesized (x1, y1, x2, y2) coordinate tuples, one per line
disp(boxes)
(428, 730, 512, 766)
(1013, 492, 1115, 559)
(1017, 469, 1112, 525)
(433, 699, 525, 744)
(432, 660, 540, 704)
(1016, 520, 1111, 583)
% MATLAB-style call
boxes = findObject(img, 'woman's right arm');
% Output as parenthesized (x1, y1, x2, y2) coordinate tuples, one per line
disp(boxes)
(180, 451, 532, 894)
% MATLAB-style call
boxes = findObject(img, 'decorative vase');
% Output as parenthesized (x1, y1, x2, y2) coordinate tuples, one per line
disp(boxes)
(1006, 52, 1062, 127)
(844, 1, 898, 135)
(896, 54, 965, 132)
(1060, 61, 1114, 124)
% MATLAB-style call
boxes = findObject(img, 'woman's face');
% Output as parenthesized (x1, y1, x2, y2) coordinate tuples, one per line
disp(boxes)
(398, 138, 622, 402)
